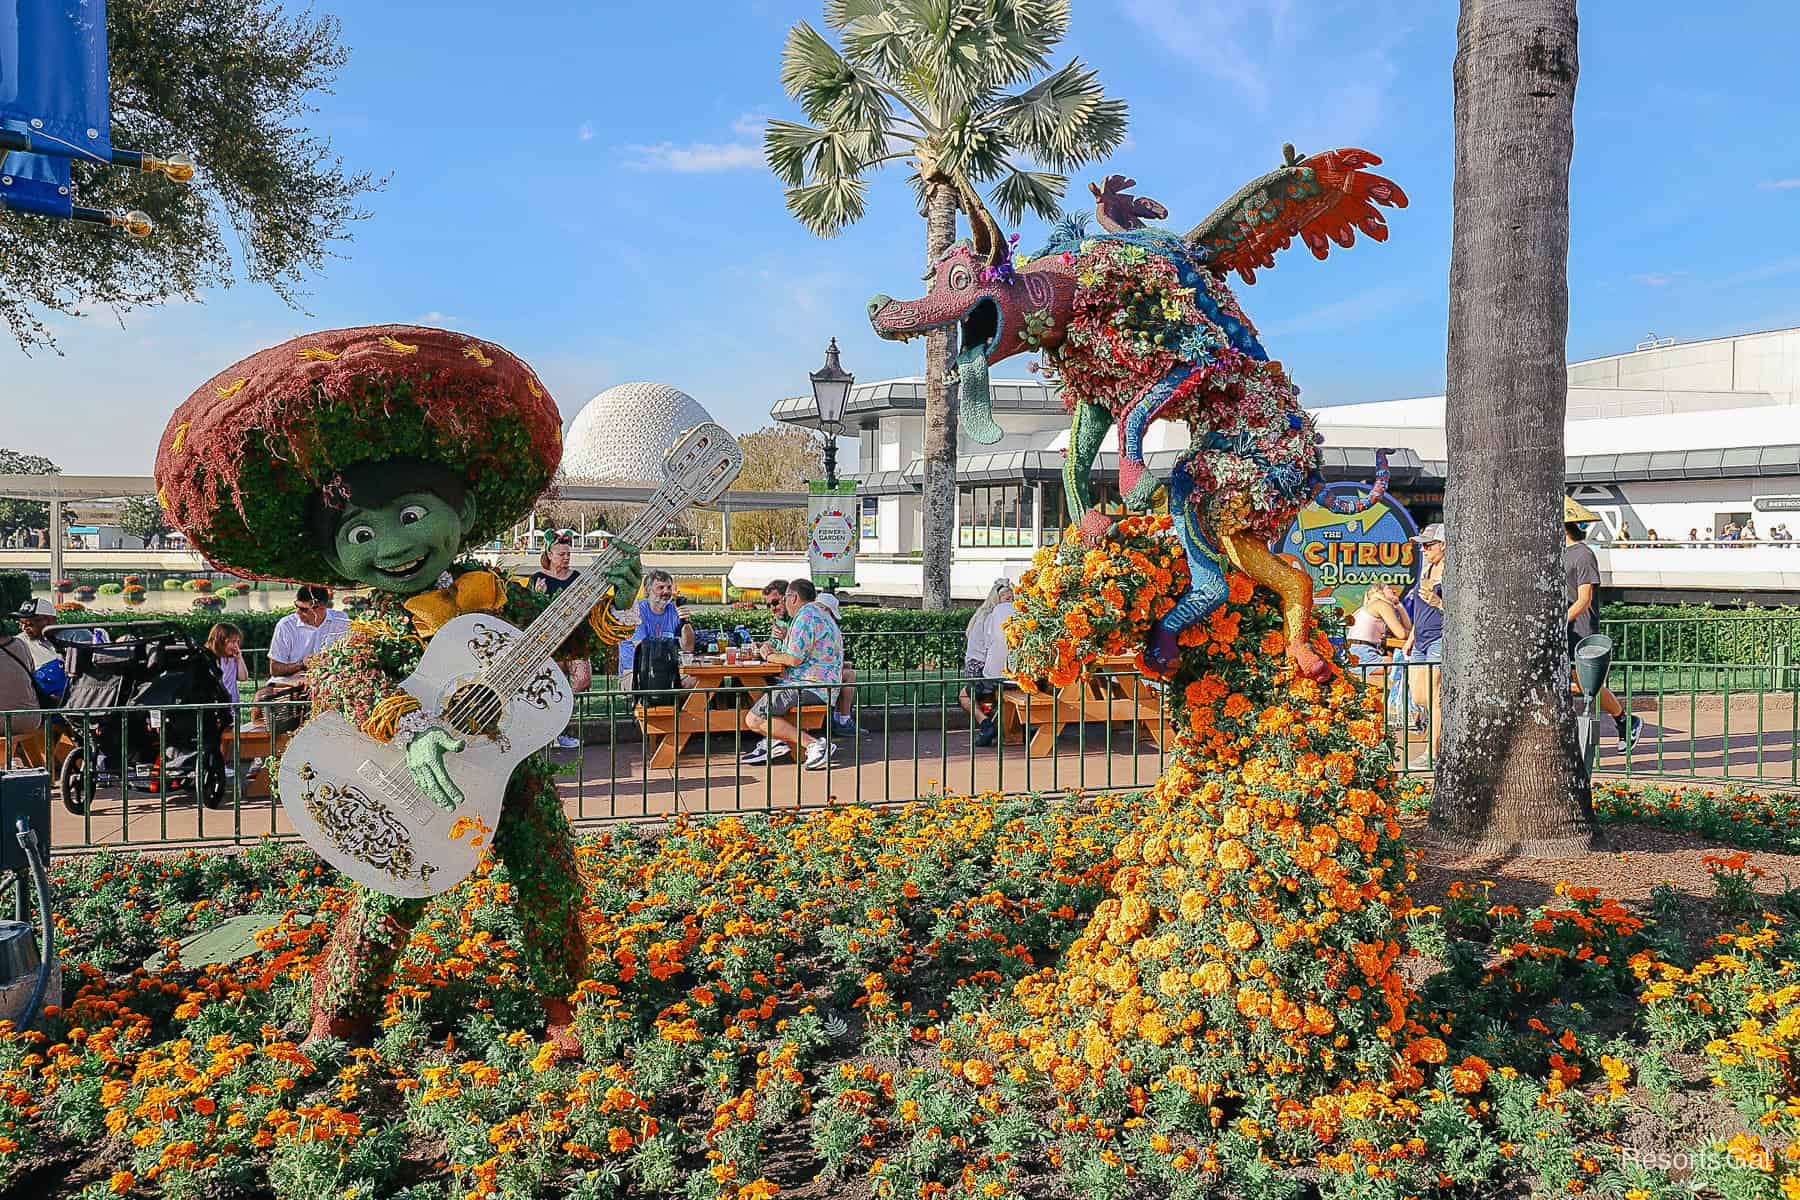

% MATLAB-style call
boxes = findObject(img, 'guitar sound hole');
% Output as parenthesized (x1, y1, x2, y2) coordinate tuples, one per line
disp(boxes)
(442, 681, 504, 738)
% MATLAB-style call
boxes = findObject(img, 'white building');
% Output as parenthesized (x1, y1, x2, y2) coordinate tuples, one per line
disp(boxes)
(761, 327, 1800, 602)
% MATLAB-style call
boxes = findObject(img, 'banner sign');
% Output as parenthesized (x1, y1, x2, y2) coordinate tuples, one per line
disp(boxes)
(1279, 481, 1420, 611)
(1754, 496, 1800, 513)
(807, 480, 858, 589)
(1, 0, 114, 218)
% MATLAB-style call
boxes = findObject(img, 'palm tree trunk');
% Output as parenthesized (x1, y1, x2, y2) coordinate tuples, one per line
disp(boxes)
(920, 181, 961, 611)
(1429, 0, 1596, 855)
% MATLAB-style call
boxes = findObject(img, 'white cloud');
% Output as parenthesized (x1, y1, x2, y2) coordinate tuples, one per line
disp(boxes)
(418, 311, 461, 324)
(577, 121, 594, 142)
(1760, 178, 1800, 190)
(623, 141, 762, 173)
(1631, 272, 1680, 287)
(621, 113, 766, 173)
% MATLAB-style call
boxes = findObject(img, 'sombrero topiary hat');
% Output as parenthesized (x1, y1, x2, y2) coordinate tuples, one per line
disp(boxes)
(155, 325, 562, 583)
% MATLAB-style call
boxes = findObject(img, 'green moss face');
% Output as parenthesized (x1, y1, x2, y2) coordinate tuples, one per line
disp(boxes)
(323, 491, 476, 593)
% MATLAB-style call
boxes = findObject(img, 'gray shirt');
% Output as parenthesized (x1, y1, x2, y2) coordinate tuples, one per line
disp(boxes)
(1564, 541, 1602, 637)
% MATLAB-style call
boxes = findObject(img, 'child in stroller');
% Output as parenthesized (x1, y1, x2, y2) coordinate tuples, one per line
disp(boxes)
(50, 622, 233, 815)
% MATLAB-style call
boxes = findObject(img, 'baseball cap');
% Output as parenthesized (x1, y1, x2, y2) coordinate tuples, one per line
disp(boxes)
(1410, 523, 1445, 545)
(815, 592, 841, 620)
(14, 598, 55, 619)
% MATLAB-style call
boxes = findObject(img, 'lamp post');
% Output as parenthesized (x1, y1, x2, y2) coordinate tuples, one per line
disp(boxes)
(810, 337, 853, 489)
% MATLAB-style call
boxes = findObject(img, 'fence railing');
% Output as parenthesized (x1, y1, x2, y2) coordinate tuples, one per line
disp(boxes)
(6, 618, 1800, 853)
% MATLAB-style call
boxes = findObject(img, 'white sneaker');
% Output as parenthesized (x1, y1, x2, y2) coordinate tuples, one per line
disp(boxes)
(803, 740, 839, 771)
(554, 734, 580, 750)
(742, 739, 791, 766)
(1408, 753, 1434, 771)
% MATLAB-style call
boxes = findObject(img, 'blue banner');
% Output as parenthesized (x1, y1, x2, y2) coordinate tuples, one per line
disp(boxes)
(1, 0, 111, 217)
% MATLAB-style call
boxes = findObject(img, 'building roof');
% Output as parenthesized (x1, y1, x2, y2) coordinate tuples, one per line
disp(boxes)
(772, 375, 1063, 431)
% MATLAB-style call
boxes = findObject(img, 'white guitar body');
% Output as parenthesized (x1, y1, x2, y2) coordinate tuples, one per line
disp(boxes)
(274, 420, 743, 899)
(277, 612, 572, 898)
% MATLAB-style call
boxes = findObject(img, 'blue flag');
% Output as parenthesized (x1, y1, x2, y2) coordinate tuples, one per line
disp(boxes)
(1, 0, 114, 218)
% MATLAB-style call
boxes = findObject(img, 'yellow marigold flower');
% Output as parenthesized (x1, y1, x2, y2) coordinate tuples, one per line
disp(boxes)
(1196, 962, 1232, 995)
(1224, 921, 1260, 952)
(1178, 889, 1208, 921)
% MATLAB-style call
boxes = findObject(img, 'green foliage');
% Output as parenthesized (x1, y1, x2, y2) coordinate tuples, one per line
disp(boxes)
(0, 570, 30, 614)
(117, 495, 173, 544)
(0, 0, 379, 350)
(0, 449, 57, 537)
(769, 2, 1128, 235)
(1603, 603, 1800, 666)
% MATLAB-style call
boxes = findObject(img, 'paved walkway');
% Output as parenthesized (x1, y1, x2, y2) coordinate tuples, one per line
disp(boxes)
(35, 692, 1800, 852)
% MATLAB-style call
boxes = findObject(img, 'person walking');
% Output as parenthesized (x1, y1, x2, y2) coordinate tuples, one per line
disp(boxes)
(1565, 517, 1643, 750)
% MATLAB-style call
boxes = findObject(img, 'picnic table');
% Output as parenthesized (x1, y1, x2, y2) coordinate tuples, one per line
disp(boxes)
(633, 657, 826, 770)
(999, 654, 1170, 758)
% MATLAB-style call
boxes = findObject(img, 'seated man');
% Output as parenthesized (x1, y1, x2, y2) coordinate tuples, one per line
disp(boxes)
(253, 585, 350, 733)
(619, 568, 697, 692)
(743, 578, 841, 770)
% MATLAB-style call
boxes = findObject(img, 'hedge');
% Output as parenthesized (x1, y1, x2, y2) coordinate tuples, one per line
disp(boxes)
(1602, 602, 1800, 667)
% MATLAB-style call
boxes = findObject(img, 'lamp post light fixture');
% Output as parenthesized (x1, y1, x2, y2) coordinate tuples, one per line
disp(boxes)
(810, 337, 854, 489)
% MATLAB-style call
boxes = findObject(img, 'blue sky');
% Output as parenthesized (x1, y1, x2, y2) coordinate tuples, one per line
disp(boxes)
(7, 0, 1799, 473)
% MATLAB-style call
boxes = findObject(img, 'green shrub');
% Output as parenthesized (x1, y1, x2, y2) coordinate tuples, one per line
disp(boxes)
(1603, 602, 1800, 666)
(0, 571, 30, 613)
(97, 583, 123, 595)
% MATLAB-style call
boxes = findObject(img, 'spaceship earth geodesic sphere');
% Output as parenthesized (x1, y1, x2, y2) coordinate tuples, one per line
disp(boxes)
(559, 382, 716, 484)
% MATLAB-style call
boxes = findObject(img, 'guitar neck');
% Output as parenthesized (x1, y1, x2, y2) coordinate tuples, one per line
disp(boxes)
(486, 491, 684, 690)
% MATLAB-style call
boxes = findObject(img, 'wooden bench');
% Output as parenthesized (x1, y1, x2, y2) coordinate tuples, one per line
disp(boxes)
(221, 728, 290, 799)
(637, 700, 830, 768)
(999, 689, 1065, 757)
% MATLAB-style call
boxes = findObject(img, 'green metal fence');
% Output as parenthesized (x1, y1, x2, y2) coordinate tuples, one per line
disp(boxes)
(7, 616, 1800, 854)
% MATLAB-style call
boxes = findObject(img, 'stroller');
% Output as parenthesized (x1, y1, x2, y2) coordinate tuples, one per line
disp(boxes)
(49, 622, 232, 815)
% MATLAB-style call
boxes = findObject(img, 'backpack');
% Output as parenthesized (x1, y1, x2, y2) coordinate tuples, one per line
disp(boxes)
(632, 637, 683, 708)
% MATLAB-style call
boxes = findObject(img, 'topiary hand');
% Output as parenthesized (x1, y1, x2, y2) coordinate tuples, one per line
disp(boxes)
(1124, 475, 1163, 512)
(406, 728, 465, 810)
(604, 539, 643, 602)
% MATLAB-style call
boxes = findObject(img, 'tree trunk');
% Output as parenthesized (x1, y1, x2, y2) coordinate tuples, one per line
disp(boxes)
(1429, 0, 1596, 856)
(920, 182, 961, 611)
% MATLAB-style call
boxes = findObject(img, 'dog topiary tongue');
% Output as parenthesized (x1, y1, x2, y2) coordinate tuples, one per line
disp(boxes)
(956, 339, 1002, 445)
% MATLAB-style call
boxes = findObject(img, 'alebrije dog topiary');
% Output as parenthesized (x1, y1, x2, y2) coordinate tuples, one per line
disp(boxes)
(155, 325, 563, 585)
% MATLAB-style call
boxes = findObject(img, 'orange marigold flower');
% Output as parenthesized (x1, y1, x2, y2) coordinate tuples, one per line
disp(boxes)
(962, 1059, 995, 1087)
(607, 1127, 634, 1153)
(1224, 921, 1259, 952)
(109, 1172, 134, 1195)
(1217, 840, 1254, 871)
(1195, 962, 1232, 995)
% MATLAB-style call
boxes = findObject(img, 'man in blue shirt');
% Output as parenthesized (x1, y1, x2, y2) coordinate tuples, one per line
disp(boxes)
(620, 569, 696, 690)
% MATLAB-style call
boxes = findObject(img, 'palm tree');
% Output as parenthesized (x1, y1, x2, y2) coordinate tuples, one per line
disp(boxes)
(1430, 0, 1595, 854)
(766, 0, 1127, 610)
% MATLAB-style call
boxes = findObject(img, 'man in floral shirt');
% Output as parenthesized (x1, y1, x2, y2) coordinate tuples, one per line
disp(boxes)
(743, 578, 841, 770)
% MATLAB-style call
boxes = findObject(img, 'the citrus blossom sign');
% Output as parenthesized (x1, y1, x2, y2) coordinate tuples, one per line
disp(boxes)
(1278, 481, 1419, 611)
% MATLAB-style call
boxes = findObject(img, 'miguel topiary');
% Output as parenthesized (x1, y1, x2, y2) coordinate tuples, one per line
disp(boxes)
(155, 325, 563, 584)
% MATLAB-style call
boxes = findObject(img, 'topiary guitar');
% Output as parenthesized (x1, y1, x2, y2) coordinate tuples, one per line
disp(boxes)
(276, 422, 741, 897)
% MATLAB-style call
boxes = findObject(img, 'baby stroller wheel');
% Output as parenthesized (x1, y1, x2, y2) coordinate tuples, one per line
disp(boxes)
(200, 763, 230, 810)
(58, 748, 89, 816)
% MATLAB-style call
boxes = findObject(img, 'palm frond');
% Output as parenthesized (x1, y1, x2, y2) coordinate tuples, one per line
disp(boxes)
(823, 0, 889, 29)
(987, 163, 1067, 226)
(838, 9, 918, 81)
(935, 107, 1011, 185)
(988, 59, 1128, 171)
(970, 0, 1068, 90)
(781, 21, 894, 131)
(765, 119, 897, 187)
(783, 177, 872, 237)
